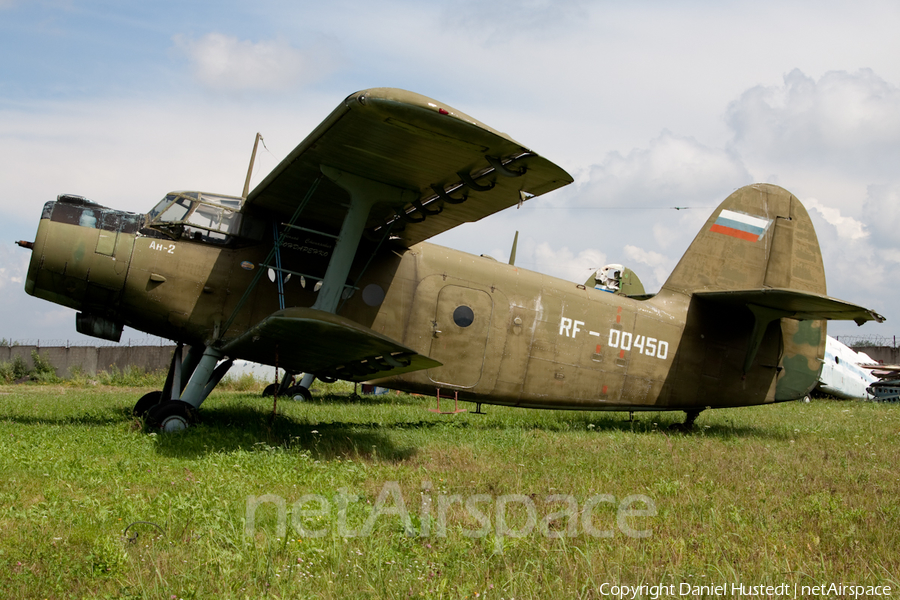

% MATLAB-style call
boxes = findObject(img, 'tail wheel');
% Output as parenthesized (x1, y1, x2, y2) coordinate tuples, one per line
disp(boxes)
(133, 391, 163, 417)
(146, 400, 199, 432)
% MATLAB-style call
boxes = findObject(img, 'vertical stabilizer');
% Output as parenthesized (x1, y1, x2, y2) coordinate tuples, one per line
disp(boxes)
(662, 184, 826, 297)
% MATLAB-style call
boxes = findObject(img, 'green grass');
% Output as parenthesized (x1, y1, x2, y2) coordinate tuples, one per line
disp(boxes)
(0, 384, 898, 599)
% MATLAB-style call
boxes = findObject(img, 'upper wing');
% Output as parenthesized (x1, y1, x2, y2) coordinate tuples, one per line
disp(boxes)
(694, 288, 885, 325)
(221, 307, 442, 382)
(245, 88, 573, 247)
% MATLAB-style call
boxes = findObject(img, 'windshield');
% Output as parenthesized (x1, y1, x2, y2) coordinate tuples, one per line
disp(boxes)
(159, 197, 194, 223)
(148, 194, 178, 220)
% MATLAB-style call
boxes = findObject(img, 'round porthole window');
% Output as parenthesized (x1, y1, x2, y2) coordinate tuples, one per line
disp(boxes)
(362, 284, 386, 306)
(453, 305, 475, 327)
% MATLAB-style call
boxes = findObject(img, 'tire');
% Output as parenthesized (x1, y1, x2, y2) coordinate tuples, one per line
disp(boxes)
(261, 383, 279, 397)
(285, 385, 312, 402)
(133, 391, 163, 417)
(146, 400, 198, 432)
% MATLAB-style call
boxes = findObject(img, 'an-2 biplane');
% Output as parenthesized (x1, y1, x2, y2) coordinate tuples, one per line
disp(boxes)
(18, 88, 885, 431)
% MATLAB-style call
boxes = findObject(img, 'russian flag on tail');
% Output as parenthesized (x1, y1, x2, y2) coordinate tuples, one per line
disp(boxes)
(710, 209, 772, 242)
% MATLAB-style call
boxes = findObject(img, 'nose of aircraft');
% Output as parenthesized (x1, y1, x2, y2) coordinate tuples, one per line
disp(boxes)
(23, 196, 141, 340)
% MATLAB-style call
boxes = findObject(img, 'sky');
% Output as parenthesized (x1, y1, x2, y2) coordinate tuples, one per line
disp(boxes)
(2, 0, 899, 345)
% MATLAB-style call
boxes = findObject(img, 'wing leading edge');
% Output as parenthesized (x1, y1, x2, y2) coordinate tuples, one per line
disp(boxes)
(244, 88, 573, 247)
(221, 308, 442, 382)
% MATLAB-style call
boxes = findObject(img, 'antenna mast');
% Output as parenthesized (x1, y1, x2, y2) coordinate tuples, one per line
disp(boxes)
(242, 133, 262, 200)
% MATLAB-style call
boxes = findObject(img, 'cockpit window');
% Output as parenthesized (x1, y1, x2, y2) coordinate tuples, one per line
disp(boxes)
(148, 194, 178, 220)
(147, 191, 245, 245)
(158, 197, 194, 224)
(200, 193, 242, 210)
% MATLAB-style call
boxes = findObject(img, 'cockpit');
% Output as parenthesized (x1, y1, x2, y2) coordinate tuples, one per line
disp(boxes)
(147, 191, 256, 244)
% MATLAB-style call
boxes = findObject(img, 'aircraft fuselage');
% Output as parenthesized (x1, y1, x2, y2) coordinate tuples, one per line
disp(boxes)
(26, 193, 824, 412)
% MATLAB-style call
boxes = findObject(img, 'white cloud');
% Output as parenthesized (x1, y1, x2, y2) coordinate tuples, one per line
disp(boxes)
(442, 0, 589, 42)
(622, 245, 673, 290)
(173, 33, 337, 92)
(531, 243, 607, 284)
(0, 243, 26, 293)
(579, 131, 752, 208)
(0, 96, 336, 223)
(804, 198, 868, 241)
(862, 183, 900, 248)
(878, 248, 900, 265)
(727, 69, 900, 177)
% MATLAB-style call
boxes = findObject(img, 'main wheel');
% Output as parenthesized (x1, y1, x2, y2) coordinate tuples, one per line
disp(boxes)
(285, 385, 312, 402)
(261, 383, 279, 397)
(146, 400, 199, 432)
(133, 391, 163, 417)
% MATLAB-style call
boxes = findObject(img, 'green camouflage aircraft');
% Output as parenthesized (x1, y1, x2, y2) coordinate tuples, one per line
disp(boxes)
(18, 88, 884, 431)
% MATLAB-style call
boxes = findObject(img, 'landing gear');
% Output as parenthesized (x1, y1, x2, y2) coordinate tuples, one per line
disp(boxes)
(282, 372, 315, 401)
(261, 374, 298, 398)
(133, 390, 163, 417)
(134, 342, 233, 432)
(146, 400, 199, 432)
(669, 409, 702, 432)
(285, 385, 312, 401)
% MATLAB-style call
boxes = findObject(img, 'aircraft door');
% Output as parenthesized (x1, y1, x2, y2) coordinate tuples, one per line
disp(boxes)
(427, 285, 493, 388)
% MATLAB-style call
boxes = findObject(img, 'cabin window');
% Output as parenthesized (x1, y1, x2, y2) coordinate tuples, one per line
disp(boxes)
(362, 284, 386, 307)
(453, 305, 475, 327)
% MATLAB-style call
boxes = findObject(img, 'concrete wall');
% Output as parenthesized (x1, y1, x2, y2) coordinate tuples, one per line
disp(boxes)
(0, 345, 175, 377)
(855, 346, 900, 366)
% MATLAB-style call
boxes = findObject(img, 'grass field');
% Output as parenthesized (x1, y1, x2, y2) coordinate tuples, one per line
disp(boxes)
(0, 383, 897, 599)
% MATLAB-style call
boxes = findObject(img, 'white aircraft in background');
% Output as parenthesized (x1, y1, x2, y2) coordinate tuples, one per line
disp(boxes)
(816, 336, 878, 400)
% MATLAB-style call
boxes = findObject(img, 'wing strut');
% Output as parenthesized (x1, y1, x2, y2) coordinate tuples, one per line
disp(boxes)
(284, 166, 417, 393)
(339, 222, 396, 313)
(313, 165, 416, 313)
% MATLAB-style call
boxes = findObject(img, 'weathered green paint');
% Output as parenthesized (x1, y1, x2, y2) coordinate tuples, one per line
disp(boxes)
(776, 354, 821, 400)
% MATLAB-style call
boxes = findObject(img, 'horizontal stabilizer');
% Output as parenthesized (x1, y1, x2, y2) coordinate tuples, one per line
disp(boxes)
(222, 307, 442, 382)
(695, 288, 885, 326)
